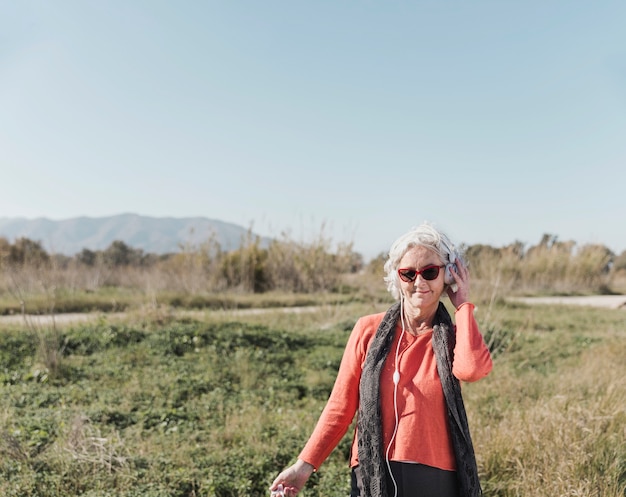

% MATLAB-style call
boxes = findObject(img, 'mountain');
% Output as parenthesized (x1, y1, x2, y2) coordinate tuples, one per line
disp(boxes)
(0, 214, 271, 255)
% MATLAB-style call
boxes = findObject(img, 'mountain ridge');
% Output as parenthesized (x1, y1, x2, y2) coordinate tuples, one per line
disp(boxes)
(0, 213, 270, 255)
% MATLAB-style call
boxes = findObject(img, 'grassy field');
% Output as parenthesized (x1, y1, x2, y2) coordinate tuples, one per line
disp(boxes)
(0, 297, 624, 496)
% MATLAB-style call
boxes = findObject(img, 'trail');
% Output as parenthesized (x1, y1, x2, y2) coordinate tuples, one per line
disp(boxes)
(0, 306, 321, 328)
(508, 295, 626, 309)
(0, 296, 623, 329)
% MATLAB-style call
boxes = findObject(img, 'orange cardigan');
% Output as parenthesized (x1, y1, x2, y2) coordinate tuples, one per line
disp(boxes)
(298, 302, 492, 471)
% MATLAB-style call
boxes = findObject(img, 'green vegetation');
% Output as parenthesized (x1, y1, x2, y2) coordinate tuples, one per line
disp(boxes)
(0, 301, 624, 496)
(0, 231, 625, 495)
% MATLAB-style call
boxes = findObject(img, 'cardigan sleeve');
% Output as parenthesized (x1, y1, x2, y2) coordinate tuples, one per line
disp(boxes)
(297, 315, 375, 470)
(451, 302, 493, 382)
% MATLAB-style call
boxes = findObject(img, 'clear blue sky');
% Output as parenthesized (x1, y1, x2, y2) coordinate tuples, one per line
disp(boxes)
(2, 1, 625, 260)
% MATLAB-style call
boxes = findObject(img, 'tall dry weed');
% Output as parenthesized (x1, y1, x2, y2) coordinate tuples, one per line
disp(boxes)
(60, 414, 129, 473)
(471, 339, 626, 496)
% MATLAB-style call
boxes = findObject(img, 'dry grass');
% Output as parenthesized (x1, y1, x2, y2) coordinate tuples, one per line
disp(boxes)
(2, 231, 625, 319)
(468, 332, 626, 496)
(60, 415, 130, 473)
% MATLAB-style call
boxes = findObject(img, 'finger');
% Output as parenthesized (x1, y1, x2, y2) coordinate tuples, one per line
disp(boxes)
(454, 262, 468, 280)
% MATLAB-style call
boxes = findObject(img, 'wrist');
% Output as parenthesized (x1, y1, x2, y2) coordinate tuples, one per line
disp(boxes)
(454, 301, 474, 312)
(295, 459, 316, 476)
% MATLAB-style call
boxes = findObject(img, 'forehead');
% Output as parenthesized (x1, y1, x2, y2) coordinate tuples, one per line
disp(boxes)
(398, 245, 441, 267)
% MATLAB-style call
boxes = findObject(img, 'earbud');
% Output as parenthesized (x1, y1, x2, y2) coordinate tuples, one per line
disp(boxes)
(393, 370, 400, 384)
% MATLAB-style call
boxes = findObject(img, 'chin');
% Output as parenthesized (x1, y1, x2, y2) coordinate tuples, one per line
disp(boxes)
(407, 295, 432, 307)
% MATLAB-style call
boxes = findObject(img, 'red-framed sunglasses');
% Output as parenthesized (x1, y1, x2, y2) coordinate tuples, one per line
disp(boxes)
(397, 264, 444, 282)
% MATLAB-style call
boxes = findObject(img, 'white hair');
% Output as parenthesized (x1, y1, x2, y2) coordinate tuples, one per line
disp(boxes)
(383, 222, 460, 301)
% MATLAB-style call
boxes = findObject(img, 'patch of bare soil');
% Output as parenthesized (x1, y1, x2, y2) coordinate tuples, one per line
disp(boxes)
(509, 295, 626, 309)
(0, 312, 126, 327)
(1, 297, 623, 330)
(0, 306, 322, 328)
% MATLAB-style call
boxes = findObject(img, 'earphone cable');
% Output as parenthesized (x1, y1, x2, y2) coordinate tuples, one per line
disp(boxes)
(385, 296, 407, 497)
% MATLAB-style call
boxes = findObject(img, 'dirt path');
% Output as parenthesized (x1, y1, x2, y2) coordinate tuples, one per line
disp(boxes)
(0, 312, 126, 327)
(508, 295, 626, 309)
(1, 296, 624, 329)
(0, 306, 321, 328)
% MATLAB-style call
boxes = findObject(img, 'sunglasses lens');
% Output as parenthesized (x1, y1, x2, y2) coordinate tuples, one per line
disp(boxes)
(398, 269, 417, 282)
(398, 265, 442, 282)
(421, 266, 440, 280)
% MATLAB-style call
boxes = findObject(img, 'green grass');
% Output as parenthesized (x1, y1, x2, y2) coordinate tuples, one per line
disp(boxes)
(0, 302, 624, 496)
(0, 288, 368, 316)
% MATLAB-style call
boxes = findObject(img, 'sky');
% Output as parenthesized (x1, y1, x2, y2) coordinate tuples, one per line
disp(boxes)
(1, 1, 625, 260)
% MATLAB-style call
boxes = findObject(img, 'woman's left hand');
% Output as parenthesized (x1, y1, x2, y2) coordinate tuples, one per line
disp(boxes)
(447, 258, 470, 309)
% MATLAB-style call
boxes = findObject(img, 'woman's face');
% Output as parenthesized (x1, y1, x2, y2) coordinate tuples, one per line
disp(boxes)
(397, 245, 445, 311)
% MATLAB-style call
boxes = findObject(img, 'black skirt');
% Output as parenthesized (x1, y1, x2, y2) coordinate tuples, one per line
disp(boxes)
(350, 462, 460, 497)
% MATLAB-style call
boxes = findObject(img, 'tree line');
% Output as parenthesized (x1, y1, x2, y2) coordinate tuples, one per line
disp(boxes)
(1, 232, 625, 297)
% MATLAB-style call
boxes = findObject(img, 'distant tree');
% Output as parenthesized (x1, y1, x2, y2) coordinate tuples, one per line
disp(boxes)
(366, 252, 386, 274)
(101, 240, 156, 267)
(8, 237, 50, 267)
(103, 241, 136, 267)
(614, 250, 626, 272)
(575, 244, 614, 274)
(220, 234, 269, 292)
(77, 248, 98, 266)
(51, 253, 71, 269)
(539, 233, 559, 249)
(0, 237, 11, 266)
(345, 248, 365, 273)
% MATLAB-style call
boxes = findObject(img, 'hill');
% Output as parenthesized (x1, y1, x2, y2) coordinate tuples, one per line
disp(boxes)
(0, 214, 271, 255)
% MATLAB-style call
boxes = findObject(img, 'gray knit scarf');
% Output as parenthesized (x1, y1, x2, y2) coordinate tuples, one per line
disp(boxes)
(357, 301, 482, 497)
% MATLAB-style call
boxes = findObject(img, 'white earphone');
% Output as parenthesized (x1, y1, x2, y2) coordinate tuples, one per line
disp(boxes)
(385, 295, 407, 497)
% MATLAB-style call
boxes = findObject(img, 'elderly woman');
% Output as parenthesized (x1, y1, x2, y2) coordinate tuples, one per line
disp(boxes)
(271, 223, 493, 497)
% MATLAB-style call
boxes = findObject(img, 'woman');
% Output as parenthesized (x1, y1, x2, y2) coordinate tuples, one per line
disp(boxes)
(270, 223, 493, 497)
